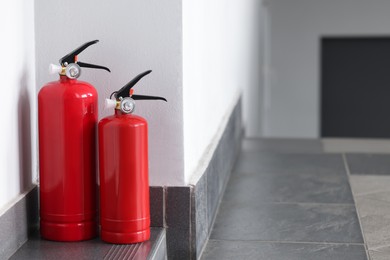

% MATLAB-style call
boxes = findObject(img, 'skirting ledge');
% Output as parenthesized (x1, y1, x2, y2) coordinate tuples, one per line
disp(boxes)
(0, 186, 39, 259)
(150, 97, 243, 259)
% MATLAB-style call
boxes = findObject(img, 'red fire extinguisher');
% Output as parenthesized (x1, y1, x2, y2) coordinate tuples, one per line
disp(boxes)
(38, 40, 110, 241)
(98, 70, 166, 244)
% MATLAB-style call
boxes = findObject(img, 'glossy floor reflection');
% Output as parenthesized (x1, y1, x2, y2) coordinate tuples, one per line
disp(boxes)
(201, 138, 375, 260)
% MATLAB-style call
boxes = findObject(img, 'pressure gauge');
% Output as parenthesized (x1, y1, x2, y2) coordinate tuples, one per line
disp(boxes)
(120, 97, 135, 114)
(65, 63, 81, 79)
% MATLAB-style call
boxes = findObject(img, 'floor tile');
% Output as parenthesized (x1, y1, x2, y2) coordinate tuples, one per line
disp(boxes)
(323, 138, 390, 154)
(210, 203, 363, 243)
(202, 240, 367, 260)
(235, 153, 346, 175)
(242, 138, 323, 153)
(346, 154, 390, 175)
(369, 245, 390, 260)
(223, 170, 354, 204)
(350, 175, 390, 255)
(354, 192, 390, 249)
(350, 175, 390, 196)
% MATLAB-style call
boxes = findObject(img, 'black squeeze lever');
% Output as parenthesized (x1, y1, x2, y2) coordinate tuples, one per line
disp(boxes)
(59, 40, 110, 72)
(111, 70, 167, 102)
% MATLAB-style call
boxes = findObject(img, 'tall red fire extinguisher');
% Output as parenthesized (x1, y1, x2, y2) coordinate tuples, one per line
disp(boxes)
(38, 40, 110, 241)
(98, 70, 166, 244)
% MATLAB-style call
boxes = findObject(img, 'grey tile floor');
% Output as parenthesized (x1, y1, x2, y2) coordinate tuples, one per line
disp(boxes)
(202, 138, 390, 260)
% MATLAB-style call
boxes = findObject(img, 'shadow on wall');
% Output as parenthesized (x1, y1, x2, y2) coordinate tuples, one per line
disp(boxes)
(18, 68, 32, 192)
(18, 68, 38, 232)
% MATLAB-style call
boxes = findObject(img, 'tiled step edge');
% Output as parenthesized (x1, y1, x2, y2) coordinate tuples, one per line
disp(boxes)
(10, 227, 167, 260)
(147, 228, 167, 260)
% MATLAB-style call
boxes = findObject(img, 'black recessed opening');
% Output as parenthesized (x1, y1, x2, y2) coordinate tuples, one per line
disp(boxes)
(321, 37, 390, 138)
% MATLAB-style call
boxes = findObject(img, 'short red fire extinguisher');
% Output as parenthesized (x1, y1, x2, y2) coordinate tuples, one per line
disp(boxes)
(98, 70, 166, 244)
(38, 40, 110, 241)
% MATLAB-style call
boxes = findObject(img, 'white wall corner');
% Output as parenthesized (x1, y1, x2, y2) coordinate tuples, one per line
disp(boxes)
(0, 0, 37, 210)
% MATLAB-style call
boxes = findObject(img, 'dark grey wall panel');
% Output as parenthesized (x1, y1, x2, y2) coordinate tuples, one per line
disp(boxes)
(322, 37, 390, 138)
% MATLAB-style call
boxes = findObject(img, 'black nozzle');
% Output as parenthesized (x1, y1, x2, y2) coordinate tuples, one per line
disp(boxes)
(59, 40, 110, 72)
(111, 70, 167, 102)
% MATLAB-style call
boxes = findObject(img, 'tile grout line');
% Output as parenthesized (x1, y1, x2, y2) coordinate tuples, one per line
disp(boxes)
(355, 189, 390, 197)
(197, 172, 209, 259)
(224, 201, 356, 206)
(231, 170, 351, 177)
(163, 186, 166, 228)
(208, 238, 365, 246)
(342, 153, 351, 178)
(369, 243, 390, 251)
(342, 153, 371, 260)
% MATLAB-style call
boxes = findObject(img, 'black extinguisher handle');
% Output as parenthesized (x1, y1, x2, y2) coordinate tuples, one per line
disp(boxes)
(59, 40, 110, 72)
(113, 70, 152, 99)
(110, 70, 167, 102)
(77, 62, 110, 72)
(132, 94, 167, 102)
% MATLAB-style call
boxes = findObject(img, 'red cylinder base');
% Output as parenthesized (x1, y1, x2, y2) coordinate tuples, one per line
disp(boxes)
(101, 228, 150, 244)
(40, 220, 97, 242)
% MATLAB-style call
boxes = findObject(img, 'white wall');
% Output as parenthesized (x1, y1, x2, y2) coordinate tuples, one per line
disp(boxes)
(183, 0, 263, 182)
(36, 0, 262, 186)
(35, 0, 185, 186)
(266, 0, 390, 138)
(0, 1, 36, 211)
(0, 0, 262, 201)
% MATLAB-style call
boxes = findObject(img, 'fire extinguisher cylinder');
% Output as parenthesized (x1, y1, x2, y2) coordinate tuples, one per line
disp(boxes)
(38, 40, 110, 241)
(99, 70, 166, 244)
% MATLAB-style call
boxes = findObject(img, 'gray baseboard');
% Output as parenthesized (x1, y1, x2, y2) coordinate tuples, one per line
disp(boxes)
(150, 97, 243, 259)
(0, 186, 39, 260)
